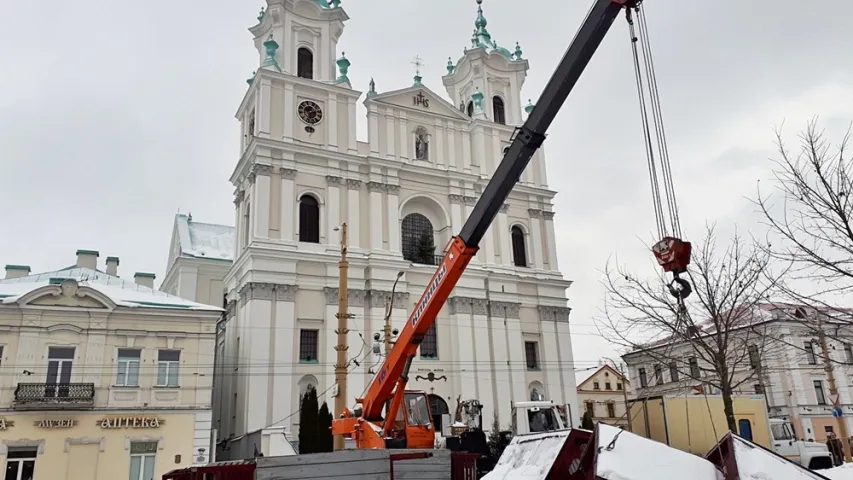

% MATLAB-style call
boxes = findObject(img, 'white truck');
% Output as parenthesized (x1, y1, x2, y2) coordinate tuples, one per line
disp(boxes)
(769, 418, 833, 470)
(510, 400, 569, 435)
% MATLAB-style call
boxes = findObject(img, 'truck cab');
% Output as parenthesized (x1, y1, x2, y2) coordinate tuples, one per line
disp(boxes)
(769, 418, 833, 470)
(510, 401, 567, 435)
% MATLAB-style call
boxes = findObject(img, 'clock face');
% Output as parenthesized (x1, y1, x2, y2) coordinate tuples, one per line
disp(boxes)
(298, 100, 323, 125)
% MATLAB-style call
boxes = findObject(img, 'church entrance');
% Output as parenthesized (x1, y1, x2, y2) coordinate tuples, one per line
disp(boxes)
(428, 394, 449, 434)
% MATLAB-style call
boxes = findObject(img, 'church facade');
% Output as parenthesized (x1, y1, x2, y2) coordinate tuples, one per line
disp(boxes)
(162, 0, 578, 458)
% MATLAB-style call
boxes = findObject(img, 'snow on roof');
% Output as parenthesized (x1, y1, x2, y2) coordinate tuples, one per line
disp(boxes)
(731, 435, 828, 480)
(481, 430, 570, 480)
(0, 267, 222, 312)
(596, 423, 723, 480)
(825, 463, 853, 480)
(176, 214, 234, 262)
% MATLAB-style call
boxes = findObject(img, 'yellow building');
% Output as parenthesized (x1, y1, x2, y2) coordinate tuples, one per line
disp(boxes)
(0, 250, 222, 480)
(576, 364, 631, 429)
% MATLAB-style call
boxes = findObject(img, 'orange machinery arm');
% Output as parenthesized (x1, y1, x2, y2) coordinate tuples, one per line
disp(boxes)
(333, 0, 642, 446)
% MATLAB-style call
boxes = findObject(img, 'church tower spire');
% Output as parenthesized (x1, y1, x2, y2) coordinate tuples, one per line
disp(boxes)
(442, 0, 529, 125)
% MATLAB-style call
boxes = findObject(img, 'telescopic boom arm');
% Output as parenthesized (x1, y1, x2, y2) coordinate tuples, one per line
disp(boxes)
(339, 0, 642, 442)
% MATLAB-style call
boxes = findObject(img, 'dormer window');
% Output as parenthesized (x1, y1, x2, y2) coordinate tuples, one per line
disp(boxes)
(492, 96, 506, 124)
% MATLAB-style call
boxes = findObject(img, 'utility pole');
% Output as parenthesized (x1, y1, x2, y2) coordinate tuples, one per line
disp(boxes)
(817, 317, 852, 462)
(617, 363, 632, 432)
(333, 223, 350, 451)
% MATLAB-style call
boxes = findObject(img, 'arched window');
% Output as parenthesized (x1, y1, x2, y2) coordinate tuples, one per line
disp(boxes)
(511, 226, 527, 267)
(466, 101, 474, 118)
(401, 213, 436, 264)
(299, 194, 320, 243)
(428, 394, 449, 433)
(297, 48, 314, 79)
(493, 96, 506, 124)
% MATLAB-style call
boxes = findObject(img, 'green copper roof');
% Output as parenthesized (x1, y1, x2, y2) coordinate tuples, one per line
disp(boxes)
(450, 0, 526, 69)
(262, 34, 282, 72)
(524, 99, 535, 113)
(315, 0, 341, 8)
(335, 52, 351, 84)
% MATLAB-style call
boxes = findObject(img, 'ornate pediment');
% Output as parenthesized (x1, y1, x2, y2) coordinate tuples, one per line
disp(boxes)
(366, 86, 470, 121)
(17, 279, 116, 310)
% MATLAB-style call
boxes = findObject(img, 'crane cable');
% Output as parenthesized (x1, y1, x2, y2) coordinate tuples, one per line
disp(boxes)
(625, 5, 693, 304)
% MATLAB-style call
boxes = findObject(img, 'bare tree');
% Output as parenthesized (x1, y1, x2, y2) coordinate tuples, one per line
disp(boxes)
(598, 225, 783, 433)
(756, 117, 853, 311)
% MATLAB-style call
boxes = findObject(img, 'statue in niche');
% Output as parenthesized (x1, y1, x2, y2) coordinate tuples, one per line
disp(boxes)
(414, 127, 429, 160)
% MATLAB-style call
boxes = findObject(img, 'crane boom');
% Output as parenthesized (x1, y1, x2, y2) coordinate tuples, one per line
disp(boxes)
(334, 0, 641, 448)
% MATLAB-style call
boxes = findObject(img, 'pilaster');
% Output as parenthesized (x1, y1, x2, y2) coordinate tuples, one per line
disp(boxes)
(368, 182, 384, 250)
(347, 180, 361, 248)
(280, 169, 296, 241)
(543, 211, 559, 270)
(528, 208, 544, 269)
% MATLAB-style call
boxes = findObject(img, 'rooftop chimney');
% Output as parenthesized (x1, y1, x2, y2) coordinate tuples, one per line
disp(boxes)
(105, 257, 120, 276)
(5, 265, 31, 279)
(134, 272, 156, 289)
(76, 249, 99, 270)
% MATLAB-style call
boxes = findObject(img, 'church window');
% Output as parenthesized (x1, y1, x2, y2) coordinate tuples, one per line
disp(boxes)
(401, 213, 436, 265)
(414, 126, 430, 161)
(511, 226, 527, 267)
(421, 323, 438, 359)
(466, 101, 474, 117)
(493, 96, 506, 124)
(297, 47, 314, 79)
(298, 194, 320, 243)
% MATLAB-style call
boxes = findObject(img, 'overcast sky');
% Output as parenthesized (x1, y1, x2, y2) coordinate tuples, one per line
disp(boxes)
(1, 0, 851, 379)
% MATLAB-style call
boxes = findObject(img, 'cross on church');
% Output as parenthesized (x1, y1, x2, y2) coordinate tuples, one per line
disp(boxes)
(411, 55, 425, 76)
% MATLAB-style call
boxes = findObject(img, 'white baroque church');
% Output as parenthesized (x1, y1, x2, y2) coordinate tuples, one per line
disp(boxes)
(160, 0, 579, 458)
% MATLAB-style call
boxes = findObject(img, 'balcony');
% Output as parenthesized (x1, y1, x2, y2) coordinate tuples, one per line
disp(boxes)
(14, 383, 96, 410)
(407, 254, 444, 266)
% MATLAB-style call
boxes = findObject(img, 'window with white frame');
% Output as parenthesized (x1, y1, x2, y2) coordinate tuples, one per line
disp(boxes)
(4, 448, 37, 480)
(116, 348, 141, 386)
(128, 441, 158, 480)
(157, 350, 180, 387)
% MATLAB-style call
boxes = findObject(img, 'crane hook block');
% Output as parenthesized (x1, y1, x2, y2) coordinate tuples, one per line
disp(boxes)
(652, 237, 692, 274)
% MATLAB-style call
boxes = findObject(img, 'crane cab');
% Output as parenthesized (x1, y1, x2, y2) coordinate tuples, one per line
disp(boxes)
(383, 390, 436, 449)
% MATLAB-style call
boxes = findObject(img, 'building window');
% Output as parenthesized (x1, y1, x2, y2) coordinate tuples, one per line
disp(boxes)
(157, 350, 180, 387)
(585, 401, 594, 417)
(466, 101, 473, 117)
(248, 108, 256, 137)
(845, 344, 853, 364)
(607, 403, 616, 418)
(46, 346, 75, 398)
(492, 96, 506, 124)
(748, 344, 760, 369)
(116, 348, 141, 386)
(243, 203, 251, 248)
(414, 126, 430, 160)
(654, 365, 663, 385)
(605, 382, 611, 390)
(805, 341, 817, 365)
(754, 383, 764, 394)
(4, 449, 37, 480)
(401, 213, 436, 264)
(129, 441, 158, 480)
(299, 330, 319, 363)
(593, 381, 600, 390)
(616, 382, 623, 390)
(814, 380, 827, 405)
(689, 357, 700, 378)
(669, 362, 679, 382)
(638, 368, 647, 388)
(297, 47, 313, 79)
(511, 226, 527, 267)
(524, 341, 539, 370)
(298, 194, 320, 243)
(420, 323, 438, 359)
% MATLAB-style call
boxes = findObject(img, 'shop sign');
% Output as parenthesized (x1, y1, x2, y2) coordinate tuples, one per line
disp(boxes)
(0, 418, 14, 430)
(98, 417, 164, 429)
(34, 419, 76, 428)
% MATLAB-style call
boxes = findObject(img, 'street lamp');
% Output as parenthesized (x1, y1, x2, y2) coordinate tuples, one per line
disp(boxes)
(382, 271, 405, 354)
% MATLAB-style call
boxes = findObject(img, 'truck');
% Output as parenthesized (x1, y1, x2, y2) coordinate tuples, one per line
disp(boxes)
(332, 0, 694, 451)
(629, 394, 833, 470)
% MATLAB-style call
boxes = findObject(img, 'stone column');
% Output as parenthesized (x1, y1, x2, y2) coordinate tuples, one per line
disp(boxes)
(258, 77, 272, 139)
(528, 209, 544, 269)
(386, 112, 396, 159)
(347, 180, 361, 248)
(447, 125, 457, 171)
(283, 83, 295, 141)
(497, 204, 511, 266)
(543, 211, 559, 271)
(250, 165, 273, 239)
(493, 301, 527, 406)
(387, 184, 401, 253)
(368, 105, 380, 154)
(434, 121, 445, 169)
(347, 99, 358, 154)
(462, 131, 472, 174)
(234, 190, 245, 255)
(368, 182, 385, 250)
(449, 297, 478, 403)
(326, 176, 342, 237)
(399, 112, 409, 162)
(238, 282, 276, 432)
(271, 285, 297, 425)
(280, 169, 296, 241)
(449, 195, 465, 233)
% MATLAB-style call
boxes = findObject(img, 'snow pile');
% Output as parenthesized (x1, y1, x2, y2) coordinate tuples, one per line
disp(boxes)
(732, 436, 826, 480)
(824, 463, 853, 480)
(596, 424, 723, 480)
(481, 430, 570, 480)
(182, 218, 235, 261)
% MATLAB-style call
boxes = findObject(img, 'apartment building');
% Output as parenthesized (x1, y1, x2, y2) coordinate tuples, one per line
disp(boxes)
(576, 364, 631, 429)
(622, 303, 853, 442)
(0, 250, 222, 480)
